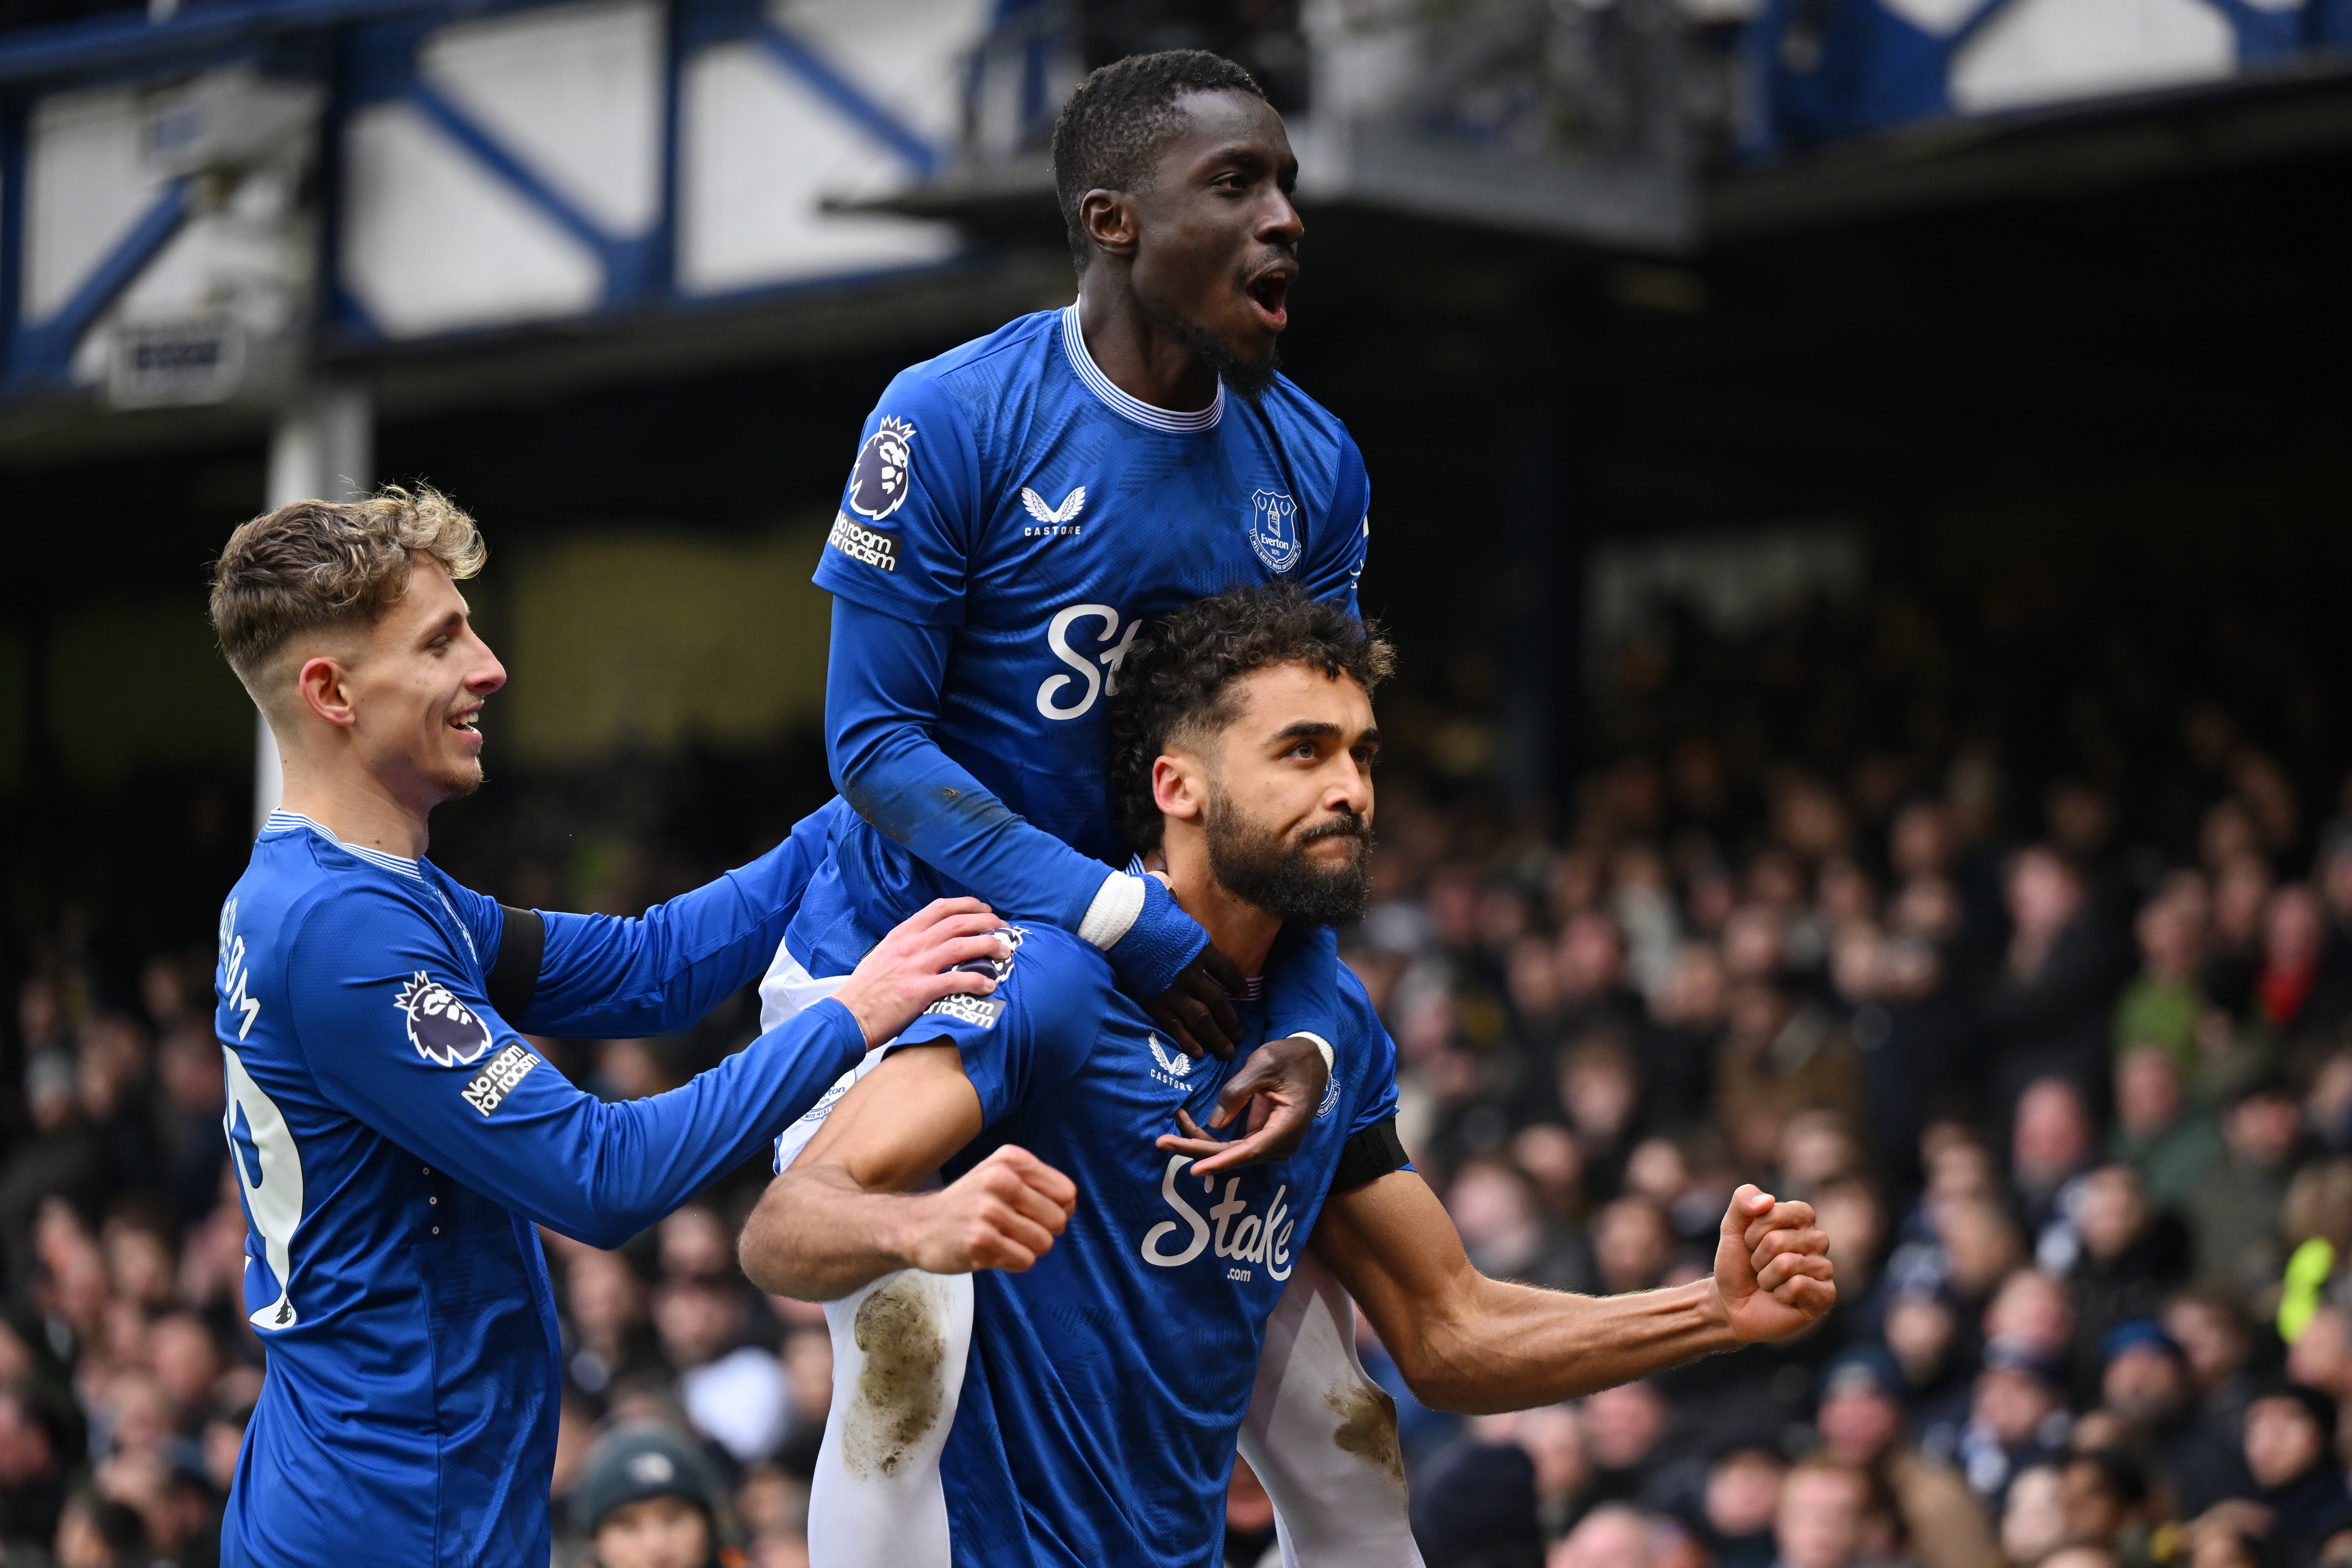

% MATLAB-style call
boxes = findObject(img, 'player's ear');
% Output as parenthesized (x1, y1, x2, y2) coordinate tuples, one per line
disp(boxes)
(296, 653, 359, 729)
(1079, 189, 1138, 263)
(1152, 752, 1205, 824)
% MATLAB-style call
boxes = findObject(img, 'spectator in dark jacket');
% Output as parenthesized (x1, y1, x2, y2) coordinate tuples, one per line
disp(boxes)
(2187, 1384, 2352, 1568)
(2069, 1168, 2193, 1397)
(1985, 846, 2131, 1121)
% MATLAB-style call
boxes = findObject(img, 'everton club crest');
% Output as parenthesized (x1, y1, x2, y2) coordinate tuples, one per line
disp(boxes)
(1247, 489, 1301, 574)
(849, 417, 917, 521)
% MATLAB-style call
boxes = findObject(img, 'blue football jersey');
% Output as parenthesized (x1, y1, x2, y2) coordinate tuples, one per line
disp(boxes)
(802, 305, 1370, 969)
(860, 922, 1401, 1567)
(214, 809, 866, 1567)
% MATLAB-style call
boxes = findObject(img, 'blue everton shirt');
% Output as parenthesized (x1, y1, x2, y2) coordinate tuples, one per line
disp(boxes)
(885, 922, 1400, 1567)
(214, 808, 864, 1568)
(800, 305, 1368, 982)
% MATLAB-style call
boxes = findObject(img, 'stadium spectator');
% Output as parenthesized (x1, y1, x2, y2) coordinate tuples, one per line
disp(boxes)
(1693, 1439, 1782, 1568)
(2186, 1081, 2305, 1300)
(2188, 1384, 2352, 1568)
(2066, 1168, 2193, 1392)
(1983, 848, 2129, 1118)
(1812, 1347, 1997, 1568)
(568, 1422, 728, 1568)
(1955, 1338, 2074, 1508)
(1767, 1456, 1874, 1568)
(2110, 1046, 2224, 1210)
(2057, 1446, 2148, 1558)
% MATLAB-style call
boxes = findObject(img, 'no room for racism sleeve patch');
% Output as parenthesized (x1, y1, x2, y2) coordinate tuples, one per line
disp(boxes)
(460, 1042, 541, 1116)
(827, 512, 900, 573)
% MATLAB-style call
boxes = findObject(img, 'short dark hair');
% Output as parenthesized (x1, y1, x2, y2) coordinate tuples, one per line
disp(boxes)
(1109, 586, 1393, 853)
(1051, 50, 1266, 276)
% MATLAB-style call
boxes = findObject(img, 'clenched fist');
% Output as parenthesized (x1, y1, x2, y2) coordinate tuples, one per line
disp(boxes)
(901, 1146, 1078, 1275)
(1712, 1185, 1836, 1344)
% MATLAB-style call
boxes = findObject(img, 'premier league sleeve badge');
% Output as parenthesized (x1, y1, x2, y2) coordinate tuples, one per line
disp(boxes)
(849, 417, 918, 521)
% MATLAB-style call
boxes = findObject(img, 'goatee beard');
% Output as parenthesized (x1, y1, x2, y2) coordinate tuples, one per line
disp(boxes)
(1148, 298, 1281, 402)
(1204, 790, 1373, 928)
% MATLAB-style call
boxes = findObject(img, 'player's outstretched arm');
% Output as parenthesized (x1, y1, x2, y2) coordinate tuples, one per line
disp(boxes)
(504, 798, 844, 1039)
(738, 1043, 1077, 1302)
(1308, 1176, 1834, 1414)
(295, 893, 1008, 1250)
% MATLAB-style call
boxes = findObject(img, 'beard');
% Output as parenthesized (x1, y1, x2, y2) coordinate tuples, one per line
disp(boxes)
(1147, 291, 1282, 401)
(1203, 788, 1373, 928)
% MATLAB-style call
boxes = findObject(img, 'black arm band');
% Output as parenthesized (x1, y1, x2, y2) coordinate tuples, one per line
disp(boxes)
(486, 906, 546, 1024)
(1330, 1114, 1409, 1194)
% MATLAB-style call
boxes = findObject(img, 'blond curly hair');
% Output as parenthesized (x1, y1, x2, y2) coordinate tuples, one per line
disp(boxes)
(210, 485, 485, 702)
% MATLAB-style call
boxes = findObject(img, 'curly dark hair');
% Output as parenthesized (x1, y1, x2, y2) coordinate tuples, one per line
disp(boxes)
(1051, 50, 1266, 277)
(1109, 586, 1394, 852)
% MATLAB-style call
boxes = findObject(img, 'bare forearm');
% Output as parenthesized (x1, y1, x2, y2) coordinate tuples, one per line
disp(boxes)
(1401, 1276, 1739, 1414)
(739, 1166, 929, 1302)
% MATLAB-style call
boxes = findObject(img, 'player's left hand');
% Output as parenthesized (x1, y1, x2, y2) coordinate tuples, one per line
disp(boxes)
(1144, 944, 1248, 1061)
(1152, 1034, 1330, 1176)
(1712, 1185, 1836, 1344)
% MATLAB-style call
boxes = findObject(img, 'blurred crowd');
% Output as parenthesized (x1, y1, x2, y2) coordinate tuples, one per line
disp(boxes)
(8, 574, 2352, 1568)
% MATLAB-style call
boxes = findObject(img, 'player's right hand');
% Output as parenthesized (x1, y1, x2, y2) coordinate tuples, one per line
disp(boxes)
(832, 897, 1010, 1050)
(903, 1145, 1076, 1274)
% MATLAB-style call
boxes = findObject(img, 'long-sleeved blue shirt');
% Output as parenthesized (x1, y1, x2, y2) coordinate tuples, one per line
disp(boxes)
(216, 807, 858, 1567)
(806, 305, 1368, 1016)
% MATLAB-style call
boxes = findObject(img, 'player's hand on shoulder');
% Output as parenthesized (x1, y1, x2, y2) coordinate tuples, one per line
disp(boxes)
(905, 1146, 1076, 1275)
(1145, 944, 1247, 1061)
(833, 897, 1010, 1051)
(1155, 1034, 1331, 1176)
(1711, 1184, 1836, 1344)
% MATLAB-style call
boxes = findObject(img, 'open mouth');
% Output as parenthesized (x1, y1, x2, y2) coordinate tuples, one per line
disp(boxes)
(1244, 267, 1293, 331)
(448, 705, 482, 738)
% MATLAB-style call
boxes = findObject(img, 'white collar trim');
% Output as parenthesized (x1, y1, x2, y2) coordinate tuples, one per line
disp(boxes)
(1060, 304, 1224, 434)
(267, 810, 424, 882)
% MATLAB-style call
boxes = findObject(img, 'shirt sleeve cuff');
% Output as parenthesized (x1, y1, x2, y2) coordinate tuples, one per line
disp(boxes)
(1288, 1032, 1337, 1075)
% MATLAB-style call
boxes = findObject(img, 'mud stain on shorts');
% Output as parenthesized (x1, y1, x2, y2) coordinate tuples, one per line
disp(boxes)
(845, 1276, 947, 1479)
(1326, 1381, 1404, 1487)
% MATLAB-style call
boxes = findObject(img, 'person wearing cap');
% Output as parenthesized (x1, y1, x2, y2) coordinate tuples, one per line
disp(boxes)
(1814, 1345, 1996, 1568)
(568, 1423, 733, 1568)
(2101, 1320, 2250, 1518)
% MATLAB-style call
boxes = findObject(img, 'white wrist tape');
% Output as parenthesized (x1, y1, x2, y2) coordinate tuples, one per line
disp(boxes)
(1077, 871, 1146, 951)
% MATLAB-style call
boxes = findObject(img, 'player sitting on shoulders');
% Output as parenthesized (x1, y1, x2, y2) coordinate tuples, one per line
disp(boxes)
(739, 587, 1839, 1568)
(205, 488, 1006, 1568)
(771, 46, 1365, 1116)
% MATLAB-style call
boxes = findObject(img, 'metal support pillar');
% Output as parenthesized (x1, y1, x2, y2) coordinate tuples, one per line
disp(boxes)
(254, 382, 373, 832)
